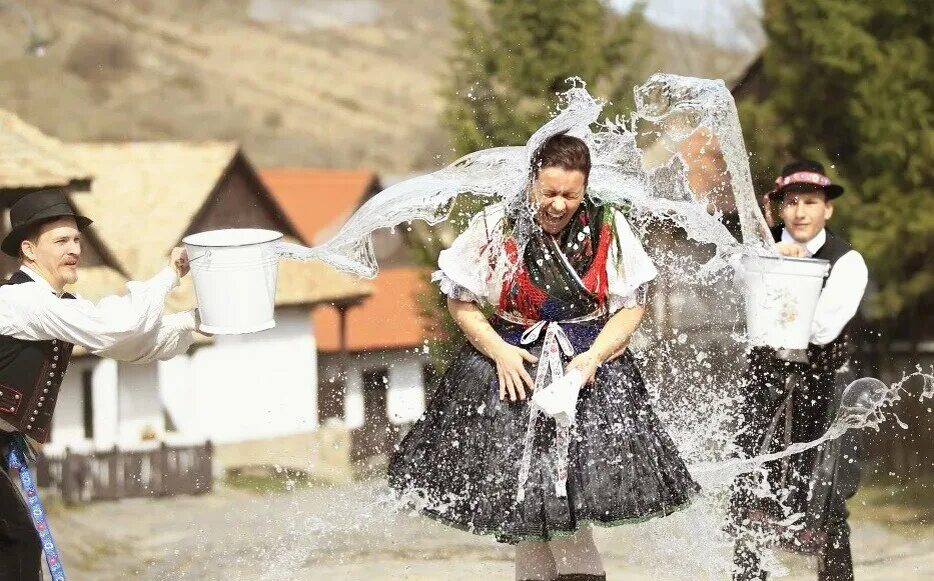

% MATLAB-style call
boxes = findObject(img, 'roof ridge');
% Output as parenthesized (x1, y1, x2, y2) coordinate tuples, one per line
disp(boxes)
(0, 107, 92, 188)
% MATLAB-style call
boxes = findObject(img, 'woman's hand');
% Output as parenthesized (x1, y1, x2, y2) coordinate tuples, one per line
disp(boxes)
(565, 350, 602, 386)
(489, 340, 538, 402)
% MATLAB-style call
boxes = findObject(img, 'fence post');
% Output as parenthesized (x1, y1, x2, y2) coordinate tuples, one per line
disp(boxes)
(62, 447, 75, 505)
(109, 444, 121, 501)
(156, 441, 169, 497)
(35, 453, 49, 488)
(203, 440, 214, 493)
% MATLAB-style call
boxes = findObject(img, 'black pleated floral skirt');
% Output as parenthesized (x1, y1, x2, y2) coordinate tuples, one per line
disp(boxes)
(387, 317, 700, 544)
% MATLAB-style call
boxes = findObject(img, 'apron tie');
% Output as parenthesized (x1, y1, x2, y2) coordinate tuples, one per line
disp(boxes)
(516, 321, 577, 502)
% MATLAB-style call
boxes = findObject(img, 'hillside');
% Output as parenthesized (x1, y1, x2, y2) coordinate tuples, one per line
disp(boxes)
(0, 0, 756, 173)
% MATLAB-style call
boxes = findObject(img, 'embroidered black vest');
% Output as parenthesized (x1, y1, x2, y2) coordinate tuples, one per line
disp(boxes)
(0, 270, 75, 443)
(771, 227, 855, 373)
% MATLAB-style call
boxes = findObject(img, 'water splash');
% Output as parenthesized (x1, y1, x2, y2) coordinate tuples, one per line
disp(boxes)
(254, 75, 933, 579)
(692, 370, 934, 489)
(273, 74, 775, 282)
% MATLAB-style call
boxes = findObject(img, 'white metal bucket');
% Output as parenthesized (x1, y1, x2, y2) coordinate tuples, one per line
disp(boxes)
(741, 254, 830, 349)
(183, 228, 283, 335)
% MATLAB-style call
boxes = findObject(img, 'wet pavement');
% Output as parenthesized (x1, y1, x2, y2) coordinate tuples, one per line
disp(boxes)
(51, 481, 934, 580)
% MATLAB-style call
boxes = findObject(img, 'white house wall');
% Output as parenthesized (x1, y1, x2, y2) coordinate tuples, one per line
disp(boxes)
(158, 355, 196, 439)
(116, 361, 164, 445)
(324, 349, 428, 429)
(49, 357, 120, 453)
(49, 357, 94, 451)
(182, 307, 318, 444)
(92, 358, 119, 448)
(48, 307, 317, 451)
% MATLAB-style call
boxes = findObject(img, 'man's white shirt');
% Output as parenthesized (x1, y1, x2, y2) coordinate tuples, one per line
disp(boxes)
(781, 228, 868, 345)
(0, 265, 197, 364)
(0, 265, 197, 436)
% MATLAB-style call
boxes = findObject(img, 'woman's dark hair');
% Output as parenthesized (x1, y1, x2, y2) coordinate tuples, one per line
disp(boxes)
(532, 134, 591, 182)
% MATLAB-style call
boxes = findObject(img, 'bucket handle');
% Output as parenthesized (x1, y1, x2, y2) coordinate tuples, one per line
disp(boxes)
(188, 250, 212, 265)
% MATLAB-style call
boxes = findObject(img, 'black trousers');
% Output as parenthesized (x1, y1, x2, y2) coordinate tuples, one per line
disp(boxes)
(0, 434, 42, 581)
(733, 496, 854, 581)
(731, 348, 854, 581)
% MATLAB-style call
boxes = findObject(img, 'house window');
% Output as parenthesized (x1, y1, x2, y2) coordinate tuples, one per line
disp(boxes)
(81, 369, 94, 440)
(352, 367, 391, 461)
(361, 368, 389, 426)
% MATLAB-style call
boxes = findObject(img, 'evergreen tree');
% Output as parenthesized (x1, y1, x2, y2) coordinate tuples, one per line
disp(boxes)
(445, 0, 646, 155)
(739, 0, 933, 331)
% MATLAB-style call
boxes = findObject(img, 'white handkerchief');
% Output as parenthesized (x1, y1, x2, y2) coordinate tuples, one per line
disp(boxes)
(531, 370, 583, 426)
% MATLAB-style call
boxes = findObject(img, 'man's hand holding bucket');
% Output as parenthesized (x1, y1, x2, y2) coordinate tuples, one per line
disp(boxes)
(171, 247, 191, 279)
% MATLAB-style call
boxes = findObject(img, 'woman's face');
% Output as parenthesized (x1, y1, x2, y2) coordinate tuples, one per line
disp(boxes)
(531, 166, 586, 235)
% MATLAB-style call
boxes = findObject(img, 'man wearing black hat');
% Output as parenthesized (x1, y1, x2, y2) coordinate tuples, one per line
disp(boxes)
(732, 161, 868, 581)
(0, 189, 200, 580)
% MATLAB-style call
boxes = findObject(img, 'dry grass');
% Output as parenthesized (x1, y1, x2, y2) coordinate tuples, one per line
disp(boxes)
(0, 0, 757, 174)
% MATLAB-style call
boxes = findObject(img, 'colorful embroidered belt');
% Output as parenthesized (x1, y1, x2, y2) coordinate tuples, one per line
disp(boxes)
(5, 433, 67, 580)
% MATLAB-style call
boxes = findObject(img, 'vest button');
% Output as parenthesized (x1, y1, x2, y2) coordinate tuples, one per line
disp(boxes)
(37, 402, 42, 407)
(26, 424, 31, 430)
(39, 397, 45, 402)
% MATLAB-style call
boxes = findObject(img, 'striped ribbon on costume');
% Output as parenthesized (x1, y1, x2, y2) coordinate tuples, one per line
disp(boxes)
(6, 434, 67, 581)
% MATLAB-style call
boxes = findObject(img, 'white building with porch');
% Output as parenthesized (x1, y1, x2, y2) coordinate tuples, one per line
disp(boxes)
(0, 116, 372, 477)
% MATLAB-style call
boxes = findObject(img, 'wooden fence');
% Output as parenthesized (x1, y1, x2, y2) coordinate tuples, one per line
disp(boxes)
(36, 441, 214, 504)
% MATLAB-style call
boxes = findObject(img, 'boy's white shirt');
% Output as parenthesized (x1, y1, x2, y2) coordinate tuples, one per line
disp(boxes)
(781, 228, 868, 345)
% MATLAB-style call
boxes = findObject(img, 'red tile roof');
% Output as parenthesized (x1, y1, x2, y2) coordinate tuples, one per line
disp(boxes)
(261, 168, 431, 352)
(314, 266, 432, 352)
(261, 168, 377, 245)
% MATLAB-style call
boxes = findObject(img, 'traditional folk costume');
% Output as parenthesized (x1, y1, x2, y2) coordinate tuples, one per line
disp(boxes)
(388, 198, 699, 544)
(733, 163, 868, 581)
(0, 190, 198, 580)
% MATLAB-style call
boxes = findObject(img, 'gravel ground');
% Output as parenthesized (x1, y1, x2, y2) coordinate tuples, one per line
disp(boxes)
(48, 481, 934, 581)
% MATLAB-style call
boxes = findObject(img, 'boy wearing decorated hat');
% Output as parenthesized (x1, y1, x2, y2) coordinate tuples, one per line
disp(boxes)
(732, 161, 868, 581)
(0, 188, 200, 580)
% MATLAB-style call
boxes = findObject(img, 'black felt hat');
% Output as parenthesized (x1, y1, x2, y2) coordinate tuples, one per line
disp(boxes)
(2, 189, 93, 257)
(772, 160, 844, 199)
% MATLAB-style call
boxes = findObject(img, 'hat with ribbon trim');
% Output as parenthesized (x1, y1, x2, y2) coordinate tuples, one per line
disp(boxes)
(772, 160, 844, 199)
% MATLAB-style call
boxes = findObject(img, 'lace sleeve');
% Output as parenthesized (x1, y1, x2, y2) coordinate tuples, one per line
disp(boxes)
(432, 271, 484, 303)
(435, 204, 505, 306)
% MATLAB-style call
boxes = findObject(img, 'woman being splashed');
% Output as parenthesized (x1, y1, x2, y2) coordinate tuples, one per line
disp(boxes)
(388, 135, 700, 581)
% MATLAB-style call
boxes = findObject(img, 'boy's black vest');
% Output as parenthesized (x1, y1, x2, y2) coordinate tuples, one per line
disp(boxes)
(0, 270, 75, 443)
(771, 227, 855, 374)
